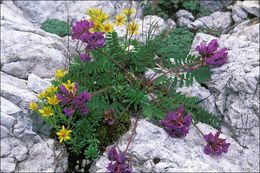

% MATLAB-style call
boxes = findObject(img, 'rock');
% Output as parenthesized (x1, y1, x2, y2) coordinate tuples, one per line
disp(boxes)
(27, 73, 51, 93)
(189, 30, 259, 170)
(229, 19, 259, 43)
(90, 119, 258, 172)
(177, 17, 193, 27)
(11, 144, 28, 161)
(242, 1, 260, 17)
(199, 0, 233, 13)
(0, 157, 16, 172)
(1, 72, 28, 89)
(191, 11, 233, 32)
(1, 138, 12, 157)
(1, 113, 16, 129)
(1, 97, 21, 115)
(232, 1, 248, 22)
(165, 19, 176, 30)
(176, 10, 194, 20)
(1, 126, 10, 139)
(1, 82, 37, 108)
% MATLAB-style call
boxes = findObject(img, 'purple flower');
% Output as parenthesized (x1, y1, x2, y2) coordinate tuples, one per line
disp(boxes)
(204, 48, 228, 67)
(107, 146, 132, 173)
(203, 131, 230, 156)
(72, 20, 94, 41)
(196, 39, 228, 67)
(79, 91, 92, 102)
(80, 53, 91, 62)
(64, 107, 75, 116)
(83, 32, 105, 49)
(160, 105, 192, 138)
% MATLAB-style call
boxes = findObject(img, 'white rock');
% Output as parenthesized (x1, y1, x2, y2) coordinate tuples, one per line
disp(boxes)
(242, 1, 260, 17)
(0, 157, 16, 172)
(1, 126, 10, 139)
(27, 73, 51, 93)
(0, 97, 21, 115)
(0, 112, 16, 129)
(191, 11, 233, 32)
(1, 72, 28, 89)
(177, 17, 193, 27)
(232, 1, 248, 22)
(1, 138, 12, 157)
(12, 144, 28, 161)
(176, 10, 194, 20)
(90, 119, 258, 172)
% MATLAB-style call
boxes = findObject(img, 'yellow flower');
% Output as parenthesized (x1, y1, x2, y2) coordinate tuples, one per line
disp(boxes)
(29, 102, 38, 111)
(102, 22, 114, 33)
(55, 69, 67, 79)
(47, 95, 60, 105)
(128, 21, 139, 36)
(46, 86, 58, 94)
(62, 80, 75, 93)
(39, 106, 54, 117)
(122, 8, 136, 16)
(87, 8, 108, 23)
(38, 91, 48, 99)
(115, 14, 126, 26)
(56, 125, 72, 143)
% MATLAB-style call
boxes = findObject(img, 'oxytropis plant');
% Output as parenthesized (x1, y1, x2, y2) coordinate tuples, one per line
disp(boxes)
(30, 5, 230, 173)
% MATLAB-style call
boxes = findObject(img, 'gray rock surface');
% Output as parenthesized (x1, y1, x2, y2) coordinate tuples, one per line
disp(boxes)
(242, 0, 260, 17)
(232, 1, 248, 22)
(27, 73, 51, 93)
(176, 10, 194, 27)
(191, 11, 233, 32)
(90, 119, 258, 172)
(176, 10, 194, 20)
(199, 0, 233, 12)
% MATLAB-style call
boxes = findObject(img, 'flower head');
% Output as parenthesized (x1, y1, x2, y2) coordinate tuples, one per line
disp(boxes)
(46, 86, 58, 94)
(55, 69, 67, 79)
(87, 8, 108, 23)
(102, 21, 114, 33)
(62, 80, 76, 94)
(63, 107, 75, 116)
(107, 146, 132, 173)
(196, 39, 228, 67)
(80, 53, 91, 62)
(38, 91, 48, 100)
(122, 8, 136, 17)
(128, 21, 139, 36)
(39, 106, 54, 117)
(203, 131, 230, 156)
(47, 95, 60, 105)
(160, 105, 192, 138)
(72, 20, 94, 41)
(83, 32, 105, 49)
(56, 125, 72, 143)
(29, 102, 38, 111)
(115, 14, 126, 26)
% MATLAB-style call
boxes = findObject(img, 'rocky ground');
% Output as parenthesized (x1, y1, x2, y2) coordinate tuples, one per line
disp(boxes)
(1, 0, 259, 172)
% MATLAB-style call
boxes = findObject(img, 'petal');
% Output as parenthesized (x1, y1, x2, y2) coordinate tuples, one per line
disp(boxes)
(207, 39, 219, 54)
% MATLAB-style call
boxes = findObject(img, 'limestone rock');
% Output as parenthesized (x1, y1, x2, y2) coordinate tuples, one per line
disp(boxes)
(90, 119, 258, 172)
(199, 0, 233, 13)
(176, 10, 195, 20)
(232, 1, 248, 22)
(27, 73, 51, 93)
(242, 0, 260, 17)
(191, 11, 233, 32)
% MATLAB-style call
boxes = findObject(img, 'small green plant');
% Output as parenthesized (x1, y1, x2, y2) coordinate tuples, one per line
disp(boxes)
(41, 19, 70, 37)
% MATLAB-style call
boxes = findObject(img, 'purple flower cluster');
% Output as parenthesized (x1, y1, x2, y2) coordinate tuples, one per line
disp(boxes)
(196, 39, 228, 67)
(106, 146, 132, 173)
(160, 106, 192, 138)
(71, 19, 105, 62)
(203, 131, 230, 156)
(56, 83, 92, 116)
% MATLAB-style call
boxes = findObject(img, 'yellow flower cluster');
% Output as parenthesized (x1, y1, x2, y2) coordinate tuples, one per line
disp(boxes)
(29, 69, 67, 117)
(86, 7, 139, 36)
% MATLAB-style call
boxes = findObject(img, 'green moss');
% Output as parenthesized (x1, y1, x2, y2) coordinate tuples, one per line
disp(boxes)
(97, 113, 131, 147)
(41, 19, 70, 37)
